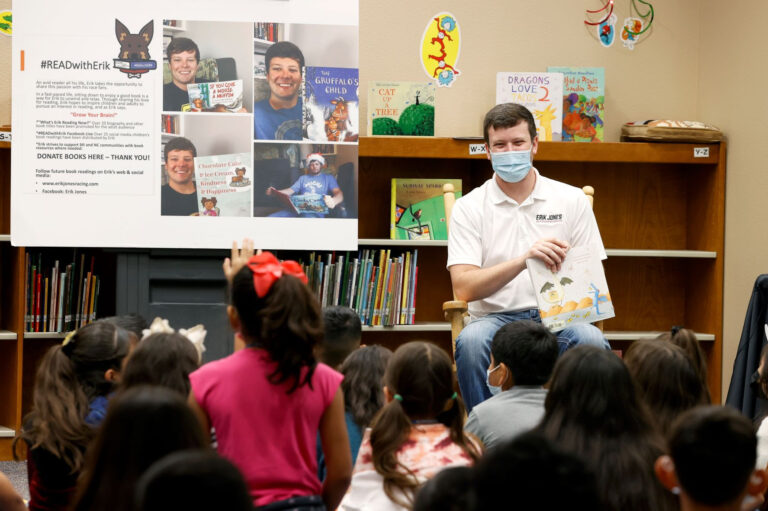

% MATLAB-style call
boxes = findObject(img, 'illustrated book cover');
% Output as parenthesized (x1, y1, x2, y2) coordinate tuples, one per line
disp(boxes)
(547, 67, 605, 142)
(267, 188, 330, 216)
(391, 178, 462, 241)
(526, 244, 614, 331)
(194, 153, 252, 217)
(302, 66, 359, 142)
(368, 81, 435, 136)
(495, 72, 564, 142)
(185, 80, 243, 112)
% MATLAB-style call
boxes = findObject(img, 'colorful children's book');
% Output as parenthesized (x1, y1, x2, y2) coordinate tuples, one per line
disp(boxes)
(302, 66, 359, 142)
(368, 82, 435, 136)
(495, 72, 564, 141)
(185, 80, 244, 112)
(194, 153, 253, 217)
(547, 67, 605, 142)
(391, 179, 462, 241)
(526, 245, 615, 331)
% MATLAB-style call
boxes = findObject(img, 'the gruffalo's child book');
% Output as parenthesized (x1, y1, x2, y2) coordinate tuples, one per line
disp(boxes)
(496, 72, 563, 141)
(547, 67, 605, 142)
(302, 66, 359, 142)
(526, 245, 614, 331)
(391, 178, 462, 241)
(194, 153, 252, 217)
(368, 82, 435, 136)
(185, 80, 244, 112)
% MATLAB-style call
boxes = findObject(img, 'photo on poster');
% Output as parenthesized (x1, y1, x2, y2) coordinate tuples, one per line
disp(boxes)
(253, 142, 357, 219)
(162, 20, 253, 113)
(160, 115, 252, 216)
(252, 22, 358, 142)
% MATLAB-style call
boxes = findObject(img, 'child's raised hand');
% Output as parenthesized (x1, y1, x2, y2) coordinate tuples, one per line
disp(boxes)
(223, 239, 258, 282)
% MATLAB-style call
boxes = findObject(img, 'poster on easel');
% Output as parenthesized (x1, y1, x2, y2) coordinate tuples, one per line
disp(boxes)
(12, 0, 359, 250)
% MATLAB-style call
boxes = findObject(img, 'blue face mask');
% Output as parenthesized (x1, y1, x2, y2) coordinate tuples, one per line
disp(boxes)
(486, 364, 502, 396)
(490, 149, 532, 183)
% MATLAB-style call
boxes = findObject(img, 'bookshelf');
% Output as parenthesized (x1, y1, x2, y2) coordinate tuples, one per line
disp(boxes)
(357, 136, 726, 402)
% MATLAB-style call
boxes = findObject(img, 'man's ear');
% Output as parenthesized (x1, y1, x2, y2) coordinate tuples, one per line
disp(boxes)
(485, 144, 491, 161)
(747, 469, 768, 497)
(654, 455, 679, 492)
(227, 305, 241, 332)
(531, 135, 539, 158)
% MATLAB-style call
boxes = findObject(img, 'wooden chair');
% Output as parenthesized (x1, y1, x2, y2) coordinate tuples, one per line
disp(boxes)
(442, 184, 600, 360)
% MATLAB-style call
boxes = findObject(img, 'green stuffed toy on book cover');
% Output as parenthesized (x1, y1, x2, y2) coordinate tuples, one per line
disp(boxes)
(391, 178, 461, 240)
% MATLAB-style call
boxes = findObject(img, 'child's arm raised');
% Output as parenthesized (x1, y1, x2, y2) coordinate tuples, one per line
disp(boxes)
(320, 387, 352, 509)
(222, 238, 257, 283)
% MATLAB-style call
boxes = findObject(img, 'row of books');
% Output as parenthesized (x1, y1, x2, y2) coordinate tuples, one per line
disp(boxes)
(300, 249, 418, 326)
(161, 114, 181, 135)
(24, 252, 101, 333)
(254, 22, 279, 42)
(162, 20, 180, 27)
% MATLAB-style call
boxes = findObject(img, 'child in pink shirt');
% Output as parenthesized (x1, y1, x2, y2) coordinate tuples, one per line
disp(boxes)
(189, 242, 352, 509)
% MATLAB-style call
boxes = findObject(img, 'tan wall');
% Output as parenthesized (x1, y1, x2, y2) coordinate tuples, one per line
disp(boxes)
(698, 1, 768, 399)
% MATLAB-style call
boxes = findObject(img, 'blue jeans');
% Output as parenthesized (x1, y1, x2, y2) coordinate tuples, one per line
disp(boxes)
(455, 309, 610, 412)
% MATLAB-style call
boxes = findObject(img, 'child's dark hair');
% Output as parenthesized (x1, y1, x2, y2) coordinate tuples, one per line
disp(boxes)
(657, 326, 711, 402)
(624, 339, 708, 435)
(264, 41, 305, 72)
(201, 197, 217, 207)
(669, 405, 756, 506)
(490, 320, 558, 386)
(71, 386, 208, 511)
(120, 332, 200, 397)
(135, 450, 252, 511)
(340, 345, 392, 429)
(99, 313, 148, 339)
(231, 264, 322, 393)
(13, 321, 133, 471)
(320, 305, 362, 368)
(413, 466, 476, 511)
(370, 341, 480, 508)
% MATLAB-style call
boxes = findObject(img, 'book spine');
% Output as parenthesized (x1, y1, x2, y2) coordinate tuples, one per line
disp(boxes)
(411, 266, 419, 324)
(63, 263, 73, 331)
(408, 250, 419, 324)
(348, 259, 359, 309)
(57, 272, 66, 332)
(35, 273, 41, 333)
(321, 265, 330, 308)
(333, 256, 344, 306)
(43, 278, 49, 333)
(354, 251, 367, 315)
(364, 265, 378, 326)
(50, 262, 59, 332)
(92, 277, 100, 321)
(24, 253, 30, 331)
(75, 254, 85, 327)
(89, 276, 97, 322)
(81, 272, 91, 327)
(400, 251, 410, 325)
(394, 257, 404, 325)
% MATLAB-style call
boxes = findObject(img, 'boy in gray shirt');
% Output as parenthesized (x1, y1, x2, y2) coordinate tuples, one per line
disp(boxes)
(465, 320, 558, 449)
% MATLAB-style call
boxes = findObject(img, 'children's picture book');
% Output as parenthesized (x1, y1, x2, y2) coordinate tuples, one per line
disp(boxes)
(302, 66, 359, 142)
(526, 245, 614, 331)
(391, 178, 461, 240)
(368, 82, 435, 136)
(547, 67, 605, 142)
(194, 153, 252, 217)
(267, 188, 330, 216)
(496, 72, 564, 141)
(185, 80, 244, 112)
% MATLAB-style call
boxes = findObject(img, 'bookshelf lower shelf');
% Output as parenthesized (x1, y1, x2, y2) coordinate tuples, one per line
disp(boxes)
(0, 331, 16, 340)
(0, 427, 14, 438)
(24, 332, 67, 339)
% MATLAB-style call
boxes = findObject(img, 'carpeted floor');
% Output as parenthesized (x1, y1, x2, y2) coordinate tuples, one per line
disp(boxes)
(0, 461, 29, 502)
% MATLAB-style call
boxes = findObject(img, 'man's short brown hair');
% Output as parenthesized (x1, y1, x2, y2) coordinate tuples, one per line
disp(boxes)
(164, 136, 197, 162)
(483, 103, 537, 146)
(166, 37, 200, 62)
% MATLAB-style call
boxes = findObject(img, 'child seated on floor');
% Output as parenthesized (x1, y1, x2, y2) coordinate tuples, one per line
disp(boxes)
(340, 341, 481, 511)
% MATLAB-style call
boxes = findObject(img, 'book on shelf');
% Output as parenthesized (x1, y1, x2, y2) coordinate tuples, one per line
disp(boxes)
(254, 22, 279, 42)
(391, 178, 462, 241)
(526, 244, 614, 331)
(24, 251, 101, 333)
(185, 80, 244, 112)
(298, 249, 419, 326)
(302, 66, 359, 142)
(547, 66, 605, 142)
(496, 72, 564, 142)
(368, 81, 435, 136)
(194, 153, 253, 217)
(161, 115, 180, 135)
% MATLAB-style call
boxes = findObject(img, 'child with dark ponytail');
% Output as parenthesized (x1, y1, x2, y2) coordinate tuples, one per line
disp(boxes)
(340, 341, 482, 511)
(189, 241, 352, 510)
(13, 321, 134, 511)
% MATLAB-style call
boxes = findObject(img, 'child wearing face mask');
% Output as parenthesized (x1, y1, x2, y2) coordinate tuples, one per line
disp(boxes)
(464, 320, 558, 450)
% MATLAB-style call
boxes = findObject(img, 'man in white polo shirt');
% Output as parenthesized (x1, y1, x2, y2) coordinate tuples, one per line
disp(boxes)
(447, 103, 609, 411)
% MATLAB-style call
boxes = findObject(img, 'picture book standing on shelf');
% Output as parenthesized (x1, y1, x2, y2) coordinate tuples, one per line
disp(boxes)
(302, 66, 359, 142)
(368, 82, 435, 136)
(547, 67, 605, 142)
(391, 178, 461, 241)
(194, 153, 252, 217)
(526, 245, 614, 331)
(496, 72, 563, 141)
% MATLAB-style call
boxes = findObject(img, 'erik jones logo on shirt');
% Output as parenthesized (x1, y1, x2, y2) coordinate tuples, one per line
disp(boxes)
(536, 213, 563, 224)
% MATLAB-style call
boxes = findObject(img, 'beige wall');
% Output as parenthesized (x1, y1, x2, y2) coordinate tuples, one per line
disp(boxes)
(1, 1, 758, 398)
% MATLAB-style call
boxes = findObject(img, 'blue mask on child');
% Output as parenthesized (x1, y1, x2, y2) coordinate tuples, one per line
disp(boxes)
(486, 364, 502, 396)
(490, 149, 532, 183)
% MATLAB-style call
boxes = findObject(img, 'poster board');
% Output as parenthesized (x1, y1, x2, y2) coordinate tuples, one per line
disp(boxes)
(11, 0, 359, 250)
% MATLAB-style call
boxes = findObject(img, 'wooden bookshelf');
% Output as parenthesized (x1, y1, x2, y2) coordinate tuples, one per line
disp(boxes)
(358, 136, 725, 402)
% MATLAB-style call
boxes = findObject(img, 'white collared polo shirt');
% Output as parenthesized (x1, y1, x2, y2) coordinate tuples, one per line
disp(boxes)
(447, 169, 606, 319)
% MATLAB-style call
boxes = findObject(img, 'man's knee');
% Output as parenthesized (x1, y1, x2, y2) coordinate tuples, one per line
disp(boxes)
(557, 323, 610, 352)
(455, 320, 497, 363)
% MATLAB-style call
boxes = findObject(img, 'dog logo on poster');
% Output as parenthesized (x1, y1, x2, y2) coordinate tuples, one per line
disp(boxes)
(420, 13, 461, 88)
(114, 20, 157, 79)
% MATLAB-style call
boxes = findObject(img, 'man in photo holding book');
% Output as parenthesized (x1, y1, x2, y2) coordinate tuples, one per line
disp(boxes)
(161, 137, 199, 216)
(447, 103, 609, 412)
(164, 37, 201, 112)
(253, 41, 304, 141)
(266, 152, 343, 217)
